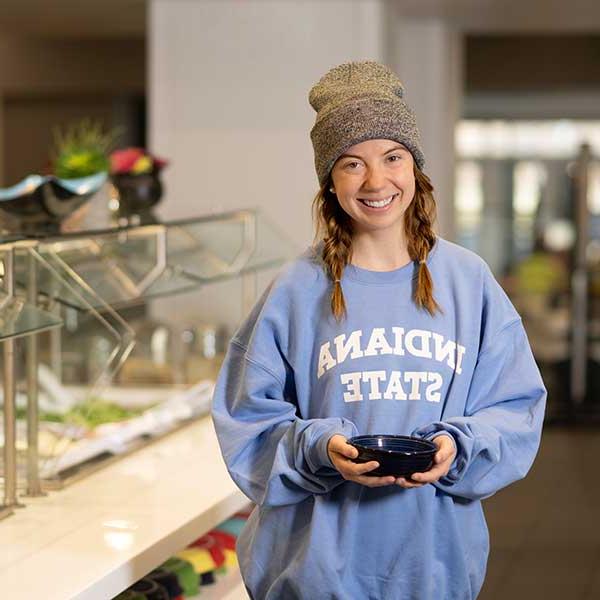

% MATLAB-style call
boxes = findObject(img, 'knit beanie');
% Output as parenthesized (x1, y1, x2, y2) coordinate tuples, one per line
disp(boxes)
(309, 60, 425, 186)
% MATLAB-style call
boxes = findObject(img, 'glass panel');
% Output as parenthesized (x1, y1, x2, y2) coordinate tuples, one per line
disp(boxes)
(28, 226, 192, 310)
(0, 245, 63, 340)
(167, 210, 295, 282)
(1, 209, 296, 487)
(26, 209, 296, 310)
(0, 295, 62, 340)
(9, 244, 135, 388)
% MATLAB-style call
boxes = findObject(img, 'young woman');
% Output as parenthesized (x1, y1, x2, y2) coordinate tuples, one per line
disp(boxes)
(212, 61, 546, 600)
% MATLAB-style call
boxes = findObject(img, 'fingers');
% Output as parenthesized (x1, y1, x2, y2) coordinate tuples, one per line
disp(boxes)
(398, 438, 457, 487)
(410, 453, 454, 484)
(410, 464, 446, 484)
(335, 458, 379, 478)
(343, 460, 395, 487)
(332, 455, 396, 488)
(395, 477, 424, 489)
(353, 474, 397, 488)
(398, 435, 456, 486)
(328, 434, 458, 489)
(327, 435, 395, 488)
(335, 458, 379, 476)
(327, 435, 358, 459)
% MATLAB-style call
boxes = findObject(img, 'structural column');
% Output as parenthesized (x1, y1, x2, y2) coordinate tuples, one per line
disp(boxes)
(385, 11, 463, 240)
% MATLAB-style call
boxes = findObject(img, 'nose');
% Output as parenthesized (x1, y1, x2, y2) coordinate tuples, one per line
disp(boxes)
(362, 165, 386, 192)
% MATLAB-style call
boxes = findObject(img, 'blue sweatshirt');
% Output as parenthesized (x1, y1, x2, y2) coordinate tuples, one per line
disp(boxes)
(211, 237, 546, 600)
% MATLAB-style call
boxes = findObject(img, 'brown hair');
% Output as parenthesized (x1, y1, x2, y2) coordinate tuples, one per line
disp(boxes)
(311, 164, 440, 321)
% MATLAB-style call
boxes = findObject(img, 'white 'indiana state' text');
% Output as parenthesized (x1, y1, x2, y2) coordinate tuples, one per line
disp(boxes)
(340, 370, 443, 403)
(317, 327, 466, 379)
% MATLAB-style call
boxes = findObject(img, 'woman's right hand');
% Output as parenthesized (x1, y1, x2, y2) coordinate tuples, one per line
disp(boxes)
(327, 434, 397, 488)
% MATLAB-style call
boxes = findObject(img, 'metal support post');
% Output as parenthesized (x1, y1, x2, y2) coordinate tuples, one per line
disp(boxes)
(25, 252, 44, 496)
(2, 248, 23, 509)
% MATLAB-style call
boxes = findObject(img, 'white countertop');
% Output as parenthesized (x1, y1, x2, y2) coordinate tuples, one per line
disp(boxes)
(0, 416, 249, 600)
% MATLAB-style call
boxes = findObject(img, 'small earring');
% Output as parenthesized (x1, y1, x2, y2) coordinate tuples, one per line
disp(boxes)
(329, 187, 335, 194)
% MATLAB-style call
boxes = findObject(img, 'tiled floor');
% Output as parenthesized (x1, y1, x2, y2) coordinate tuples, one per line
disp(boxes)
(479, 426, 600, 600)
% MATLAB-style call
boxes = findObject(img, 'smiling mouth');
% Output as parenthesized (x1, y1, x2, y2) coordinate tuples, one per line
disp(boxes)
(358, 194, 398, 208)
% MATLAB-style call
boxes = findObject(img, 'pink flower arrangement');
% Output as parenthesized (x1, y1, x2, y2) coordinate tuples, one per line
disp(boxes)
(110, 147, 169, 176)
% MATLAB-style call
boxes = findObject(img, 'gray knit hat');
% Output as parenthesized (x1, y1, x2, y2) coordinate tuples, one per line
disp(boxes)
(309, 60, 425, 186)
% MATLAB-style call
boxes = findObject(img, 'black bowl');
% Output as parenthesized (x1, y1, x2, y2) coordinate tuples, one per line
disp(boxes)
(347, 435, 437, 478)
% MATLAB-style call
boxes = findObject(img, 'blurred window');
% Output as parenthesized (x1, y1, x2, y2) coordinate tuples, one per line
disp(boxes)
(455, 119, 600, 272)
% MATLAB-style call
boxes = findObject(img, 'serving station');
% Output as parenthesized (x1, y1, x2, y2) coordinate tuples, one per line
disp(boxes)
(0, 207, 295, 597)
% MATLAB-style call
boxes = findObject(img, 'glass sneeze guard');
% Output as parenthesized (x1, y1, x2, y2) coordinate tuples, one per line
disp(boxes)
(1, 241, 65, 520)
(0, 242, 63, 340)
(0, 299, 63, 340)
(1, 209, 297, 497)
(28, 209, 293, 310)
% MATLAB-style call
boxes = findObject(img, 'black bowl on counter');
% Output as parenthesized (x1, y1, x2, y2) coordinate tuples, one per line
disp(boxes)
(347, 435, 437, 478)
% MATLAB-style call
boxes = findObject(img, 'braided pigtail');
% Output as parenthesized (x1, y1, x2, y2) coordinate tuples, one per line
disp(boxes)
(312, 184, 353, 321)
(405, 166, 441, 316)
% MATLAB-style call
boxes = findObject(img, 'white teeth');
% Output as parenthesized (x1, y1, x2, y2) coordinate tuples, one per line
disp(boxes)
(362, 194, 395, 208)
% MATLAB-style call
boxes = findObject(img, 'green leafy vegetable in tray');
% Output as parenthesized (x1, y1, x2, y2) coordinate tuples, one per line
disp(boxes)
(17, 397, 150, 429)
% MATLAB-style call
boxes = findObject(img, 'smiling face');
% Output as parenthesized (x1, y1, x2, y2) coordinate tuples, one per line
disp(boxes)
(329, 139, 415, 236)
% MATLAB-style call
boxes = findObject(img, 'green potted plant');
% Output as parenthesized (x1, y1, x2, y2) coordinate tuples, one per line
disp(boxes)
(51, 118, 120, 179)
(0, 119, 117, 234)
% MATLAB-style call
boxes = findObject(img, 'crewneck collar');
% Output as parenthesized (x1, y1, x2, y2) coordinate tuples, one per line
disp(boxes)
(343, 237, 439, 285)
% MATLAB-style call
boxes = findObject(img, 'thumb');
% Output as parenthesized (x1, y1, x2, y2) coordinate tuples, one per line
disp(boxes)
(329, 435, 358, 459)
(436, 450, 448, 464)
(434, 436, 453, 463)
(341, 441, 358, 459)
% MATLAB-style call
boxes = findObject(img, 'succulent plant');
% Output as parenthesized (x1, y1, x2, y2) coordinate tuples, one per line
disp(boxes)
(51, 118, 122, 179)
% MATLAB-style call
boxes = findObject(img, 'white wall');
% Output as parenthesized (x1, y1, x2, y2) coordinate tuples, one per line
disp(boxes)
(149, 0, 385, 250)
(148, 0, 462, 330)
(148, 0, 387, 330)
(385, 15, 462, 239)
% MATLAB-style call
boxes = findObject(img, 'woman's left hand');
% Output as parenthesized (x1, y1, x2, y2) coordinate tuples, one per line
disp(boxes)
(396, 435, 456, 489)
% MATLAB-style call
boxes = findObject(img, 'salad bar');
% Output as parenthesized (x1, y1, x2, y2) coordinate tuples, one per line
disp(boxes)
(0, 209, 295, 518)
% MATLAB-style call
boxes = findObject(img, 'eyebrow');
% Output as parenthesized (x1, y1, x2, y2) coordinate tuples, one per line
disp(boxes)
(338, 145, 406, 160)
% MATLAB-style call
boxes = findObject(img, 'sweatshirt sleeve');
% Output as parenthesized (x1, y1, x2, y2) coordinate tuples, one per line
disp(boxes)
(211, 285, 358, 507)
(413, 272, 547, 501)
(414, 263, 546, 500)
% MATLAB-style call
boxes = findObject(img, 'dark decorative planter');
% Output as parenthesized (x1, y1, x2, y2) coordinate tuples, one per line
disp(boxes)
(110, 172, 164, 224)
(0, 172, 107, 235)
